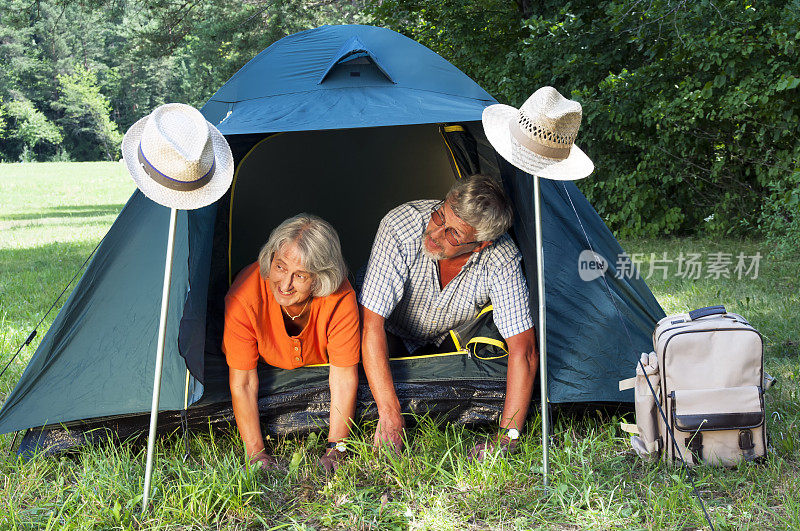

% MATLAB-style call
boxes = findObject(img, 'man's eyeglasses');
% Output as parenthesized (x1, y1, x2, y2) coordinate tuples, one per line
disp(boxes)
(430, 201, 479, 247)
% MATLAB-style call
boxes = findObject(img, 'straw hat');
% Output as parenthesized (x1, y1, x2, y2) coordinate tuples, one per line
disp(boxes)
(482, 86, 594, 181)
(122, 103, 234, 210)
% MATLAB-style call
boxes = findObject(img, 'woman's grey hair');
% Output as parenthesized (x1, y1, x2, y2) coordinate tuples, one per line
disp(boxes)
(446, 174, 513, 241)
(258, 214, 347, 298)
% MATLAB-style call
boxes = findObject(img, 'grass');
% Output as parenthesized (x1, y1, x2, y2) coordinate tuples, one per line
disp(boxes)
(1, 161, 798, 529)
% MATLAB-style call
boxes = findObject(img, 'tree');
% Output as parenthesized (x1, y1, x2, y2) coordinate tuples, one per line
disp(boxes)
(369, 0, 528, 104)
(1, 98, 63, 160)
(0, 99, 6, 137)
(129, 0, 368, 110)
(53, 65, 123, 161)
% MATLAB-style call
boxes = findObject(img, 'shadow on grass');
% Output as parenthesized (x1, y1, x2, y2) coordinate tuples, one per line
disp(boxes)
(0, 204, 125, 222)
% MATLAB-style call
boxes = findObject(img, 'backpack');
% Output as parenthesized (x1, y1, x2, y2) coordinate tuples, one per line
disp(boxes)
(619, 305, 769, 466)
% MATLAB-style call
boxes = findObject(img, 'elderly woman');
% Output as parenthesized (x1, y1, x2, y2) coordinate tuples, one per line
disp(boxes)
(222, 214, 359, 473)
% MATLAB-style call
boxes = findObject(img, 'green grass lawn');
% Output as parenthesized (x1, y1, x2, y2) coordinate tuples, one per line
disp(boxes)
(0, 162, 798, 529)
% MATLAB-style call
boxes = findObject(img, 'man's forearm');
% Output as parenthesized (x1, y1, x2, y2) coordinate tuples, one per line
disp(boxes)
(502, 329, 539, 431)
(360, 307, 402, 416)
(361, 307, 405, 447)
(361, 325, 401, 415)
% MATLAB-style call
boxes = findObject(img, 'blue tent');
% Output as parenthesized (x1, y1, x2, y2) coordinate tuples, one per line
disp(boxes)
(0, 25, 664, 452)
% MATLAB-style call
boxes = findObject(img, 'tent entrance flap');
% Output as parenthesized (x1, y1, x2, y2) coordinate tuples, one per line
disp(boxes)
(201, 123, 466, 396)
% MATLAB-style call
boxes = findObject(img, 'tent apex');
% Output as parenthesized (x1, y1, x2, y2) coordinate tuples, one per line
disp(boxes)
(318, 35, 396, 85)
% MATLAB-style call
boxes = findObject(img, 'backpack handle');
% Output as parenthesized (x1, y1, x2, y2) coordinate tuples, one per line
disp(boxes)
(688, 305, 726, 320)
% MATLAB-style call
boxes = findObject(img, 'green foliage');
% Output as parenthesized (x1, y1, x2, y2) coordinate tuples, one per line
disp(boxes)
(369, 0, 526, 97)
(0, 99, 7, 162)
(132, 0, 366, 108)
(761, 167, 800, 259)
(48, 147, 73, 162)
(0, 100, 6, 138)
(370, 0, 800, 246)
(53, 65, 123, 161)
(0, 0, 56, 105)
(581, 0, 800, 243)
(1, 99, 63, 160)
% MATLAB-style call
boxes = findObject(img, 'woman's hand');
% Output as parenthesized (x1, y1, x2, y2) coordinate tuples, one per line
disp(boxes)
(248, 449, 283, 472)
(318, 444, 348, 474)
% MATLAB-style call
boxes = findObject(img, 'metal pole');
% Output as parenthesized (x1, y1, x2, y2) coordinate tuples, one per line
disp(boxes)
(533, 176, 549, 487)
(142, 207, 179, 514)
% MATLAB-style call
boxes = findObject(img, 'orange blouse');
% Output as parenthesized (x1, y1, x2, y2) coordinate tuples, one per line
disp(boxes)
(222, 262, 360, 370)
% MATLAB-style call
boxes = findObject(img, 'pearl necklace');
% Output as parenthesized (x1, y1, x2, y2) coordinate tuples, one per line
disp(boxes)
(281, 298, 310, 321)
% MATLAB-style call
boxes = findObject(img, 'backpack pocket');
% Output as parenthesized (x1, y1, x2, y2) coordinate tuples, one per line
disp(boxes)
(619, 352, 661, 458)
(671, 386, 765, 466)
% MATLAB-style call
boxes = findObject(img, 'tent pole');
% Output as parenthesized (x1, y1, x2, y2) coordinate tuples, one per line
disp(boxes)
(142, 207, 179, 514)
(533, 176, 549, 488)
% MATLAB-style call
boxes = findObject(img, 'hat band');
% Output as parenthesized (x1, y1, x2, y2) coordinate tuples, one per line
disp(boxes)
(509, 121, 571, 160)
(138, 144, 215, 192)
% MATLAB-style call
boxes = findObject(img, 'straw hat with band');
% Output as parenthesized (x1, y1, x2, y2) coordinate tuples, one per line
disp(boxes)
(482, 86, 594, 181)
(122, 103, 234, 210)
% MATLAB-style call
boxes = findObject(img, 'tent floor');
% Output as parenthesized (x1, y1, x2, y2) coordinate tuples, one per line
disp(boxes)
(18, 380, 526, 457)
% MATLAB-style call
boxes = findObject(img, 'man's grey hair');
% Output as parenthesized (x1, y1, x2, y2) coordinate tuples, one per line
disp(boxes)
(258, 214, 347, 297)
(446, 174, 513, 241)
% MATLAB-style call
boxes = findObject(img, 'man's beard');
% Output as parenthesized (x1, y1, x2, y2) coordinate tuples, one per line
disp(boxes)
(421, 230, 446, 261)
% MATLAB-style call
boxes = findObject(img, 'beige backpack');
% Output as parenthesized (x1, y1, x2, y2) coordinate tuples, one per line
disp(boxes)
(619, 305, 769, 466)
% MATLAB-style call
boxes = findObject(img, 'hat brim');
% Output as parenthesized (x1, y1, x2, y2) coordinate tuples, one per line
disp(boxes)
(482, 104, 594, 181)
(121, 116, 234, 210)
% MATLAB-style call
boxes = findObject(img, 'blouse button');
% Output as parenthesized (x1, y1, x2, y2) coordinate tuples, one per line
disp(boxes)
(294, 356, 301, 361)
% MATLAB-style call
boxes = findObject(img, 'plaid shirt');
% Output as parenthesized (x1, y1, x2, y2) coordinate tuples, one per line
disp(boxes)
(359, 200, 534, 353)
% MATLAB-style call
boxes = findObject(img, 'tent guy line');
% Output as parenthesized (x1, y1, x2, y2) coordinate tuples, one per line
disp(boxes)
(0, 236, 104, 382)
(561, 182, 714, 531)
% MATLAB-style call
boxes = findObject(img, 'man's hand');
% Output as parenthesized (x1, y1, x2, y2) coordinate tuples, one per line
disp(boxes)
(373, 409, 405, 451)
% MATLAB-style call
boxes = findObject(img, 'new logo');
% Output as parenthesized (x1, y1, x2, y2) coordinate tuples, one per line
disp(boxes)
(578, 250, 608, 281)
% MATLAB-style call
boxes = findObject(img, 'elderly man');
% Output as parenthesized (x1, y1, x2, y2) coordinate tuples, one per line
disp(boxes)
(359, 173, 538, 459)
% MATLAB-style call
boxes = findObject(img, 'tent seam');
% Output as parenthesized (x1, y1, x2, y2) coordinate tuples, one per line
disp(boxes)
(209, 85, 496, 107)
